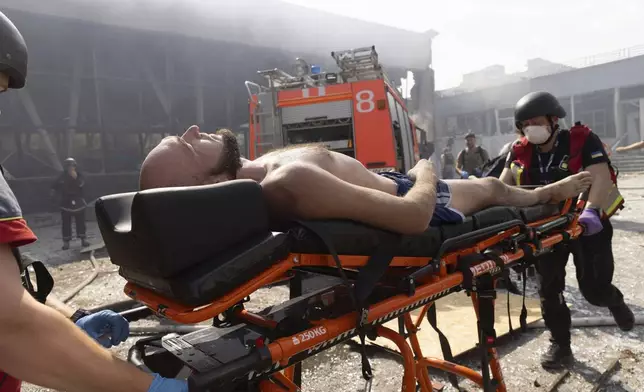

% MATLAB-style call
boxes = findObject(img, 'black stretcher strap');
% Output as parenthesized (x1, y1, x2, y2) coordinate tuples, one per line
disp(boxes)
(518, 244, 535, 331)
(294, 221, 399, 383)
(14, 248, 54, 304)
(484, 250, 517, 338)
(476, 286, 497, 392)
(426, 303, 459, 388)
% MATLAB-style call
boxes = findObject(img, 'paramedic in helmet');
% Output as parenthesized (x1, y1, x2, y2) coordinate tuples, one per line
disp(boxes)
(499, 91, 634, 369)
(0, 11, 187, 392)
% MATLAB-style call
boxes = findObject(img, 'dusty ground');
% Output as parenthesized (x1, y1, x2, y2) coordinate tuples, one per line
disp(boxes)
(18, 174, 644, 392)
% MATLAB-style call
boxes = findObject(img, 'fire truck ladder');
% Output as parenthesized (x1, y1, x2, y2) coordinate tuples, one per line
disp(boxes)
(331, 46, 390, 84)
(245, 81, 281, 156)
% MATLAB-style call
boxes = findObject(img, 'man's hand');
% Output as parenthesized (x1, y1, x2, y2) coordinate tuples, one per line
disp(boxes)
(75, 310, 130, 348)
(407, 159, 437, 183)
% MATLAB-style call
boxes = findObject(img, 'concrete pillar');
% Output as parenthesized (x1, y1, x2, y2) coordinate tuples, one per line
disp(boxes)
(570, 95, 576, 123)
(614, 88, 623, 139)
(494, 109, 501, 135)
(639, 99, 644, 142)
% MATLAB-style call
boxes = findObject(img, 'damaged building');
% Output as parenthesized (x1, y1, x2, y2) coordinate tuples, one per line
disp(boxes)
(0, 0, 437, 212)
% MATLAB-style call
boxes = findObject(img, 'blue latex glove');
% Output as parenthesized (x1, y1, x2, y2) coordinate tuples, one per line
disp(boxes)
(579, 208, 603, 236)
(461, 171, 469, 179)
(75, 310, 130, 348)
(147, 374, 189, 392)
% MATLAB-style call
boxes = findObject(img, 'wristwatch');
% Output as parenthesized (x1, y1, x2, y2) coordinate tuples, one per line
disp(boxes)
(70, 308, 92, 323)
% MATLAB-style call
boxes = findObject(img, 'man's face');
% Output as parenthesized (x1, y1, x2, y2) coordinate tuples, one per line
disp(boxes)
(179, 126, 242, 184)
(519, 116, 558, 145)
(139, 125, 242, 190)
(519, 115, 550, 130)
(466, 136, 476, 149)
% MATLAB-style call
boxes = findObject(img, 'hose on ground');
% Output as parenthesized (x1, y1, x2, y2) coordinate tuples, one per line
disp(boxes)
(62, 249, 99, 303)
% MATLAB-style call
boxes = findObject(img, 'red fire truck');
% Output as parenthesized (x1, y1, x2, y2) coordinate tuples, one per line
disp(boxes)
(246, 46, 422, 173)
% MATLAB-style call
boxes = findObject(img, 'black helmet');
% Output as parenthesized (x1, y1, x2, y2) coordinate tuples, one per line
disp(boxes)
(63, 157, 77, 167)
(514, 91, 566, 125)
(0, 11, 28, 89)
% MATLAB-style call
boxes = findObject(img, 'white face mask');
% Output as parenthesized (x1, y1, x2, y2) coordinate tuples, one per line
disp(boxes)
(523, 125, 551, 145)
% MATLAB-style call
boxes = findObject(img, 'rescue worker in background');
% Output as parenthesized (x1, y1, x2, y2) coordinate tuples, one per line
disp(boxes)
(440, 137, 457, 179)
(0, 10, 187, 392)
(51, 157, 90, 250)
(499, 91, 634, 369)
(456, 132, 490, 178)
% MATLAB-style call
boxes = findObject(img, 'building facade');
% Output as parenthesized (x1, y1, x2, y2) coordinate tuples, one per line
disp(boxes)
(434, 47, 644, 159)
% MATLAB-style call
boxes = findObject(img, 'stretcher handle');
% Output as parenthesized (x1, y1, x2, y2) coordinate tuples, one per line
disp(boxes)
(188, 347, 272, 392)
(408, 219, 526, 283)
(436, 219, 526, 259)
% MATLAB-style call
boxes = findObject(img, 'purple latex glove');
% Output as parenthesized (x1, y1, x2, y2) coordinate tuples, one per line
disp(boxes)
(579, 208, 603, 236)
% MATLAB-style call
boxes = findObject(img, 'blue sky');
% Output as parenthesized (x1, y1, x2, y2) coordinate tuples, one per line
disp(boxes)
(283, 0, 644, 90)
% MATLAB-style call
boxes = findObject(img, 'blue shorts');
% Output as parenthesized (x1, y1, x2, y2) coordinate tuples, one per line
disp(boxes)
(378, 172, 465, 227)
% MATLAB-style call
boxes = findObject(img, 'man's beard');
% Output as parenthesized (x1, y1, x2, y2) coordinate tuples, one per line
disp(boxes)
(213, 128, 242, 179)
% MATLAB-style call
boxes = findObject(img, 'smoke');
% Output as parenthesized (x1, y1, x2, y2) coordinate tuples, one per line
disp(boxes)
(410, 111, 434, 141)
(3, 0, 434, 71)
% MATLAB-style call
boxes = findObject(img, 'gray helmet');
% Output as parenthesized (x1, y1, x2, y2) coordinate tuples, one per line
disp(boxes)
(63, 157, 77, 167)
(514, 91, 566, 127)
(0, 11, 28, 89)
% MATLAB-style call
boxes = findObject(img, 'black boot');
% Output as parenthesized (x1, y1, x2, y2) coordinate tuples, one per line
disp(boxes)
(609, 301, 635, 331)
(541, 340, 573, 369)
(62, 241, 70, 250)
(81, 239, 90, 248)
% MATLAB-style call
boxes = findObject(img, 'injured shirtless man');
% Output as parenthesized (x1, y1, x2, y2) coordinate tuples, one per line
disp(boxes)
(139, 126, 592, 235)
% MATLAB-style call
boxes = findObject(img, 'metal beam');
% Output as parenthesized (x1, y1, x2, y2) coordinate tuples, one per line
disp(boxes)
(92, 48, 107, 173)
(16, 89, 63, 171)
(66, 53, 83, 158)
(141, 61, 171, 116)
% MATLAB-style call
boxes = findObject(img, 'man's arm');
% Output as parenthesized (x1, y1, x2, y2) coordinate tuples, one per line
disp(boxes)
(581, 133, 613, 209)
(480, 148, 490, 162)
(0, 244, 154, 392)
(262, 162, 437, 235)
(499, 150, 516, 185)
(615, 140, 644, 153)
(454, 150, 464, 176)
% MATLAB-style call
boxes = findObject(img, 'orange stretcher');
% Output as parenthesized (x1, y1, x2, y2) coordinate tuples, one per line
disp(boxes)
(96, 180, 586, 392)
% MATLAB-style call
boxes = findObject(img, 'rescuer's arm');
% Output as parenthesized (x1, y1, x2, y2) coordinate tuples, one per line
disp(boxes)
(0, 243, 155, 392)
(581, 133, 613, 209)
(454, 150, 464, 176)
(615, 140, 644, 153)
(499, 150, 516, 185)
(262, 160, 437, 235)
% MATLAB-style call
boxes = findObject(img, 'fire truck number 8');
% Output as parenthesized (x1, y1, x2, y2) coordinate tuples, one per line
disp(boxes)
(355, 90, 375, 113)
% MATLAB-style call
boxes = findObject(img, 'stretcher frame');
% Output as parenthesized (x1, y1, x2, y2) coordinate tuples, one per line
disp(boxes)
(123, 198, 584, 392)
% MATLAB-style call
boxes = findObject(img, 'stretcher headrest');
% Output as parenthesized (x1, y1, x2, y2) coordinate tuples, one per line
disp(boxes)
(95, 180, 270, 278)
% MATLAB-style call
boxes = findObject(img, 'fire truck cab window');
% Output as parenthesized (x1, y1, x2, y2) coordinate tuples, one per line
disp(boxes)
(387, 91, 414, 172)
(400, 110, 415, 168)
(387, 92, 405, 170)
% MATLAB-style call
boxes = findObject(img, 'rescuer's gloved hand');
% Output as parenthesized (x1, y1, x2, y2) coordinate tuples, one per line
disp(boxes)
(461, 171, 469, 179)
(579, 208, 603, 236)
(75, 310, 130, 348)
(147, 374, 189, 392)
